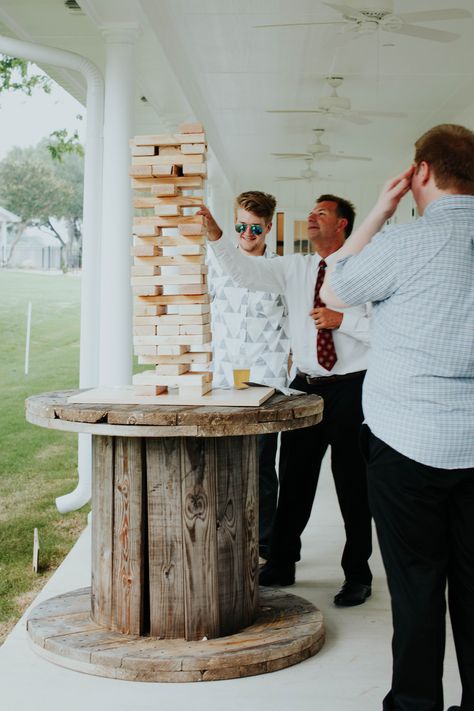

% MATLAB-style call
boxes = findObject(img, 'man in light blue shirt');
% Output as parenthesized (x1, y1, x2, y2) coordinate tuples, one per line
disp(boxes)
(321, 124, 474, 711)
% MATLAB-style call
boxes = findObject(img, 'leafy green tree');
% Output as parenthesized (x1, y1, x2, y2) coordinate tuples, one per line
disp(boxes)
(0, 56, 51, 96)
(0, 144, 84, 269)
(0, 55, 84, 162)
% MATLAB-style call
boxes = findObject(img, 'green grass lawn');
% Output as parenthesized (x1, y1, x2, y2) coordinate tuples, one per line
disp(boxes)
(0, 270, 89, 643)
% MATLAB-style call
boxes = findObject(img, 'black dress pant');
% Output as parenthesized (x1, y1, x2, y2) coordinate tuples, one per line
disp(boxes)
(269, 371, 372, 585)
(258, 432, 279, 559)
(366, 431, 474, 711)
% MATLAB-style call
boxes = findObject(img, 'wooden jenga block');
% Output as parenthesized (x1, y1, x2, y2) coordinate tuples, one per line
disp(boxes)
(178, 223, 206, 236)
(161, 264, 207, 275)
(162, 284, 207, 295)
(138, 293, 209, 305)
(170, 303, 210, 315)
(179, 122, 204, 134)
(157, 345, 188, 355)
(158, 313, 210, 325)
(129, 165, 152, 177)
(150, 184, 179, 196)
(171, 245, 205, 256)
(134, 384, 168, 396)
(133, 215, 204, 227)
(131, 265, 161, 276)
(138, 351, 211, 365)
(132, 285, 162, 296)
(183, 164, 207, 176)
(133, 235, 164, 246)
(181, 144, 206, 154)
(131, 274, 204, 286)
(131, 245, 161, 257)
(176, 133, 205, 144)
(132, 175, 203, 189)
(134, 345, 159, 355)
(134, 255, 205, 267)
(154, 205, 184, 217)
(133, 333, 211, 346)
(158, 146, 181, 156)
(131, 145, 156, 156)
(155, 364, 190, 375)
(154, 196, 203, 207)
(179, 323, 211, 335)
(151, 165, 177, 177)
(134, 313, 209, 326)
(189, 342, 212, 352)
(155, 323, 180, 335)
(134, 304, 166, 317)
(132, 371, 211, 387)
(133, 133, 204, 146)
(132, 154, 204, 166)
(133, 325, 157, 335)
(133, 223, 161, 237)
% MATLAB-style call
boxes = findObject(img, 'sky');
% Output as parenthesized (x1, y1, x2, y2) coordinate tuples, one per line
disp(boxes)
(0, 66, 86, 160)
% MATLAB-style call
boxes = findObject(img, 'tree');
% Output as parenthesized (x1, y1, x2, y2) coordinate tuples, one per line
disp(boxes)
(0, 56, 51, 96)
(0, 55, 84, 161)
(0, 143, 84, 269)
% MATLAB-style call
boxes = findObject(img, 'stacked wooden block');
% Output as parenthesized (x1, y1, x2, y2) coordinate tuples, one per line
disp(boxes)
(129, 122, 212, 398)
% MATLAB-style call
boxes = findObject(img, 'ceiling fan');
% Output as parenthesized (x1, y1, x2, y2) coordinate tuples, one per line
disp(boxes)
(276, 158, 324, 182)
(255, 1, 471, 43)
(267, 76, 404, 125)
(273, 128, 372, 161)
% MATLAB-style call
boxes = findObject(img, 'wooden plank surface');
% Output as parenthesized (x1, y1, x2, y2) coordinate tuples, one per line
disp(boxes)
(146, 439, 185, 639)
(112, 438, 145, 635)
(91, 436, 114, 628)
(27, 586, 324, 682)
(181, 438, 219, 640)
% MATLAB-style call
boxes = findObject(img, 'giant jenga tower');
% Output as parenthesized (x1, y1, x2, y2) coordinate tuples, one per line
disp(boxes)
(129, 122, 212, 398)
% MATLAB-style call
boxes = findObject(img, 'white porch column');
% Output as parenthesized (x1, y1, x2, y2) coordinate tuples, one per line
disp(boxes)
(98, 27, 139, 386)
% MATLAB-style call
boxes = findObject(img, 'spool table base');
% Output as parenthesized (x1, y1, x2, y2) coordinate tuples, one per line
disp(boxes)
(27, 586, 325, 682)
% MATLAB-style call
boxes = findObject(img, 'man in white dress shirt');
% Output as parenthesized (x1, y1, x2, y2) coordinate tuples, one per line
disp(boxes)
(200, 192, 290, 563)
(203, 195, 373, 607)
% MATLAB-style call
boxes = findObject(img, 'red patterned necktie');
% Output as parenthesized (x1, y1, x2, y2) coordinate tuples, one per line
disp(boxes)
(314, 259, 337, 371)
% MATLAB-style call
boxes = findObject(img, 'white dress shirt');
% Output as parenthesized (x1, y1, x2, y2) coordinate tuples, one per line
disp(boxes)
(210, 236, 370, 377)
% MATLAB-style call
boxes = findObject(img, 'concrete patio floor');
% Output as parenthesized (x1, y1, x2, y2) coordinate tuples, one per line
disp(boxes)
(0, 453, 463, 711)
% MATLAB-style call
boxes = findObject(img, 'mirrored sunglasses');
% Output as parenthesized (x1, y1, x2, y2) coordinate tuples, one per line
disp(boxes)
(234, 222, 264, 236)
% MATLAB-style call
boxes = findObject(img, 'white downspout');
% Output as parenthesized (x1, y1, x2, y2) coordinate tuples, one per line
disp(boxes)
(0, 36, 104, 513)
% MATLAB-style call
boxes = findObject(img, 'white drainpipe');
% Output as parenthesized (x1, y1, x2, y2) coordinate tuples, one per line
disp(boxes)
(0, 35, 104, 513)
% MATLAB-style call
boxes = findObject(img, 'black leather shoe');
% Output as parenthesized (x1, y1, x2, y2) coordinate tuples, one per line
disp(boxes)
(446, 706, 461, 710)
(259, 561, 295, 587)
(334, 581, 371, 607)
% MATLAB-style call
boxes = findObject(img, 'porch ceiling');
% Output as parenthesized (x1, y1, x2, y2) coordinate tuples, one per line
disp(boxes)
(1, 0, 474, 204)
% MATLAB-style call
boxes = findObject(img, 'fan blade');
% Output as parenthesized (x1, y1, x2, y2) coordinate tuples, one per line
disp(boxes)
(267, 109, 327, 114)
(321, 153, 372, 162)
(386, 23, 459, 42)
(398, 9, 472, 23)
(275, 177, 305, 181)
(359, 111, 406, 118)
(272, 153, 312, 158)
(323, 2, 366, 21)
(338, 112, 371, 125)
(254, 21, 344, 28)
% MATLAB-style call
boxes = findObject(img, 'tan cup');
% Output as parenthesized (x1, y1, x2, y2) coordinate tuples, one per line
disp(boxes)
(233, 368, 250, 390)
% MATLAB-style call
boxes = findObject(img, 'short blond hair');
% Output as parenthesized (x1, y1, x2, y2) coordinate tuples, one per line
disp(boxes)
(235, 191, 277, 224)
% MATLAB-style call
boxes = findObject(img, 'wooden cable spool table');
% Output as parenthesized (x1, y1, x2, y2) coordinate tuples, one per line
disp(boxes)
(25, 390, 325, 682)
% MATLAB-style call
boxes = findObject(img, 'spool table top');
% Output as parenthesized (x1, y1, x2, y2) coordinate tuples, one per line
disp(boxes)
(26, 390, 324, 438)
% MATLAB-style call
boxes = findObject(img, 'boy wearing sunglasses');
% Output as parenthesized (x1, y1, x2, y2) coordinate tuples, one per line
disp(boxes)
(198, 192, 290, 565)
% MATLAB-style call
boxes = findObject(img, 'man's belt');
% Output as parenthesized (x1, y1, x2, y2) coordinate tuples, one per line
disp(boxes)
(296, 369, 366, 385)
